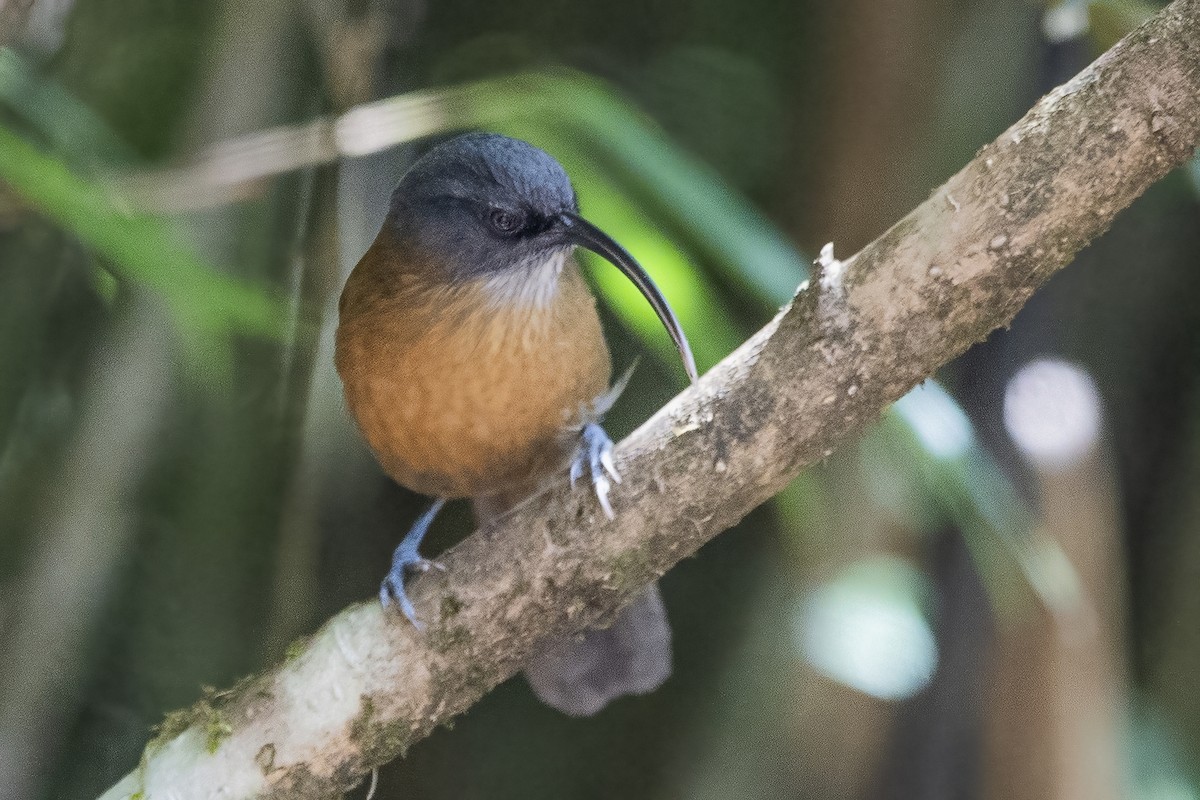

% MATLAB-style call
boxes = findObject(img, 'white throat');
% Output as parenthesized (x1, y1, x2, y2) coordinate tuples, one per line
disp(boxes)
(481, 248, 569, 310)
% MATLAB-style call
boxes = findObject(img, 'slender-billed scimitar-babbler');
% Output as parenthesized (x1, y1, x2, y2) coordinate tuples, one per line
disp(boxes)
(335, 133, 697, 716)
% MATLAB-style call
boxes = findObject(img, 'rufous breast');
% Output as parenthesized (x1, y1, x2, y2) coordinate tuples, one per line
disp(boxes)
(335, 239, 612, 499)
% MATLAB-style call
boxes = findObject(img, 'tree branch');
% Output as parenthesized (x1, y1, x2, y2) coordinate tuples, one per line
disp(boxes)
(100, 3, 1200, 798)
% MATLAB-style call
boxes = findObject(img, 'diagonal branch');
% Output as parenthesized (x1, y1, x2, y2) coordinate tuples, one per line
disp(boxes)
(100, 3, 1200, 798)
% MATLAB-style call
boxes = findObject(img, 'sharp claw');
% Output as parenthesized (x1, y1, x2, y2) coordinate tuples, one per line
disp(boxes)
(381, 576, 422, 628)
(600, 447, 620, 484)
(570, 458, 583, 488)
(594, 475, 614, 519)
(381, 563, 437, 629)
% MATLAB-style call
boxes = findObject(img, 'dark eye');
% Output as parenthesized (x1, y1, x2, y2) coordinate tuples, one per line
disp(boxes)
(488, 207, 524, 235)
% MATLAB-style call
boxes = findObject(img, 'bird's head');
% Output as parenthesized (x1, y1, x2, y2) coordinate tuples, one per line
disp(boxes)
(386, 132, 697, 384)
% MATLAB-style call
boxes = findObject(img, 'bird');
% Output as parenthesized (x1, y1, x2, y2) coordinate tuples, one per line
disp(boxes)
(334, 132, 697, 716)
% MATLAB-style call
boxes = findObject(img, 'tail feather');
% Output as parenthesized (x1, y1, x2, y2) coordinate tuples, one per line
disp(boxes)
(523, 584, 672, 717)
(473, 494, 672, 716)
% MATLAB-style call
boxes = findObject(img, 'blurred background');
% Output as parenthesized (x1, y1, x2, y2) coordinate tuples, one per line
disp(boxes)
(1, 0, 1198, 797)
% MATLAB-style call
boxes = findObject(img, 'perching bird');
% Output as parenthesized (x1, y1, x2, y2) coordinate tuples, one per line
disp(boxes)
(335, 133, 697, 716)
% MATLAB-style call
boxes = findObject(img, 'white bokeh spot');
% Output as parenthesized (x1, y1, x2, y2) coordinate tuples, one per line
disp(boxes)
(1004, 358, 1102, 472)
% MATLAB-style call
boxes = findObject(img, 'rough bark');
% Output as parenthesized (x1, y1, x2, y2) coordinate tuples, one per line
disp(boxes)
(99, 2, 1200, 798)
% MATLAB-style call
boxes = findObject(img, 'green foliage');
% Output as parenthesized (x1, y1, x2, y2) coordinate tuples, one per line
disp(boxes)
(0, 125, 284, 340)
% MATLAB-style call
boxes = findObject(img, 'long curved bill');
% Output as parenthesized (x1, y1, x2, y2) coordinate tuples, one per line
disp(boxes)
(559, 211, 698, 384)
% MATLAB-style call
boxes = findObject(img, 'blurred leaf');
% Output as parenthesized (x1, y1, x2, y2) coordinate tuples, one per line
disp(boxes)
(875, 383, 1086, 623)
(0, 47, 133, 164)
(638, 46, 784, 194)
(0, 123, 285, 347)
(1, 45, 285, 386)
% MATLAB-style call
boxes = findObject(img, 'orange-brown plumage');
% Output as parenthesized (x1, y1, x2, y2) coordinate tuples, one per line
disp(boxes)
(335, 227, 611, 500)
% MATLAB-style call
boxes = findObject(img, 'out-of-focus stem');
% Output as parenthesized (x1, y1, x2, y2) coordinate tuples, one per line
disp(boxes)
(985, 361, 1128, 800)
(0, 304, 172, 800)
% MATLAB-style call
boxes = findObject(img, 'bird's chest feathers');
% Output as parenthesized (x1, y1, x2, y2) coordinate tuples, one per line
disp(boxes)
(336, 260, 611, 497)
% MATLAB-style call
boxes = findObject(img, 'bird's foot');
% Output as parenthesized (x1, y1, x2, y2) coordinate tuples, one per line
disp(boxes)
(380, 553, 446, 630)
(380, 498, 447, 630)
(570, 423, 621, 519)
